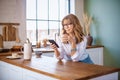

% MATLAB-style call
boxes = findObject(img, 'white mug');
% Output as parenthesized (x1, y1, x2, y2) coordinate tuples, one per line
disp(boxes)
(12, 53, 18, 58)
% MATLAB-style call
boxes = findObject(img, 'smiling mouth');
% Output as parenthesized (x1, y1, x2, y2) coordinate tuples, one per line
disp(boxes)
(66, 28, 70, 31)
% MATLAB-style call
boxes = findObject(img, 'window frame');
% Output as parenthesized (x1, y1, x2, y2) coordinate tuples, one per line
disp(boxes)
(26, 0, 70, 44)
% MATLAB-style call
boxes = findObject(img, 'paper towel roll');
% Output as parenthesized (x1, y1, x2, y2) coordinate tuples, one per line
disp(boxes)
(23, 43, 32, 60)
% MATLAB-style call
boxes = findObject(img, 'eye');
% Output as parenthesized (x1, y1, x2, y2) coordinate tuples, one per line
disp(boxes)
(63, 23, 72, 26)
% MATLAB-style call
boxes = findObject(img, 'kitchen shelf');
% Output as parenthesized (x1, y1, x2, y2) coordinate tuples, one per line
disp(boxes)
(0, 23, 20, 26)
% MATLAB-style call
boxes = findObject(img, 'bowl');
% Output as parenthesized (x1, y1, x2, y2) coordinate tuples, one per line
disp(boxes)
(34, 50, 42, 58)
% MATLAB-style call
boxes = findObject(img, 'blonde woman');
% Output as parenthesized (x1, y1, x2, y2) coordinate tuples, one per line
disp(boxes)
(50, 14, 93, 64)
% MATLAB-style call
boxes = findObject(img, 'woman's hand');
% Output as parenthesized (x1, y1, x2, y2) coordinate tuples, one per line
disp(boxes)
(61, 34, 68, 43)
(50, 43, 58, 50)
(50, 43, 60, 58)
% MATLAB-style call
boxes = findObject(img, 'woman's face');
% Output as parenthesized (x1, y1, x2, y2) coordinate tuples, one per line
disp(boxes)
(63, 19, 74, 34)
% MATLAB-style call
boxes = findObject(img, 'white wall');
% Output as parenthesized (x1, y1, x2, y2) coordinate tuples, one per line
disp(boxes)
(71, 0, 84, 23)
(75, 0, 84, 22)
(0, 0, 26, 48)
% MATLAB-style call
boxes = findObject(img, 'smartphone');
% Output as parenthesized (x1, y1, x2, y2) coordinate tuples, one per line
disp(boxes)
(48, 39, 59, 48)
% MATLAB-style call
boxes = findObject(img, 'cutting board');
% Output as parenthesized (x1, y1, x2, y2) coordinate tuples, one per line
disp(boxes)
(2, 25, 16, 41)
(0, 34, 3, 48)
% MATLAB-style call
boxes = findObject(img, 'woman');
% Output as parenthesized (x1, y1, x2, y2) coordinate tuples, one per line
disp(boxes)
(50, 14, 93, 64)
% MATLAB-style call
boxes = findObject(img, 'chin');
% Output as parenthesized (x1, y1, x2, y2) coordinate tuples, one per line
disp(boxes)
(66, 30, 70, 33)
(66, 31, 72, 34)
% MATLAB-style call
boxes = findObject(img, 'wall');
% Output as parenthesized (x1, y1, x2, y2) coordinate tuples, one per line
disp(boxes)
(74, 0, 84, 21)
(0, 0, 26, 48)
(84, 0, 120, 79)
(70, 0, 84, 23)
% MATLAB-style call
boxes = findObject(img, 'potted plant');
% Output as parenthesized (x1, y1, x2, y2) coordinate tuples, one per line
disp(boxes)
(82, 13, 93, 46)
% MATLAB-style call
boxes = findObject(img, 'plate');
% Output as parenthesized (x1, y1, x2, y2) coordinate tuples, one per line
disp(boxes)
(6, 55, 22, 59)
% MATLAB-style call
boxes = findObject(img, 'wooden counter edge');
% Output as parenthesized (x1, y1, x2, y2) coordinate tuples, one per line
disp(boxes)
(86, 45, 104, 49)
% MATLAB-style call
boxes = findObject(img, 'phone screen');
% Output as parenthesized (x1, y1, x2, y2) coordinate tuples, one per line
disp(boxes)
(48, 39, 59, 48)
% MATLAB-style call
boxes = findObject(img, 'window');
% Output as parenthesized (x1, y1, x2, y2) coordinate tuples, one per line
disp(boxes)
(26, 0, 70, 45)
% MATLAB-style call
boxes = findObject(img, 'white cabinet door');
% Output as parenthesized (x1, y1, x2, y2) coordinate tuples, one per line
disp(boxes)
(90, 72, 118, 80)
(8, 63, 22, 80)
(0, 61, 22, 80)
(87, 47, 103, 65)
(23, 68, 58, 80)
(0, 61, 10, 80)
(0, 61, 57, 80)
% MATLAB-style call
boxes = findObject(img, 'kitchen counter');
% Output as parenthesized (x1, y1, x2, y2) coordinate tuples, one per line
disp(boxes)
(0, 45, 104, 56)
(33, 45, 104, 53)
(0, 53, 120, 80)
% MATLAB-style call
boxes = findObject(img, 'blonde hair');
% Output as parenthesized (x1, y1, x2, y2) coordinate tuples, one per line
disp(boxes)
(62, 14, 84, 43)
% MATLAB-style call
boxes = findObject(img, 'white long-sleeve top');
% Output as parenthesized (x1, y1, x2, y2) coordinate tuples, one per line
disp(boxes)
(56, 36, 88, 61)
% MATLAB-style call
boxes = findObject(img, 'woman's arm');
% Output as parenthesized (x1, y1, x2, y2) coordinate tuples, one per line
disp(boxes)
(71, 37, 87, 61)
(67, 35, 77, 56)
(50, 42, 64, 60)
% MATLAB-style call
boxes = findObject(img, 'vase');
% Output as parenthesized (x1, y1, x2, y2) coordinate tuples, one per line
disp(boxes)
(86, 34, 93, 46)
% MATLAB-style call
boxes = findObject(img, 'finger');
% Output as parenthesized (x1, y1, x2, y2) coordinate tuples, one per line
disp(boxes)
(62, 36, 68, 42)
(51, 44, 57, 49)
(50, 43, 55, 49)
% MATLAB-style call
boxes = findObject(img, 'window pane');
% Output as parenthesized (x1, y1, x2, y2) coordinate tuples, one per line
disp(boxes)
(37, 0, 48, 19)
(26, 0, 36, 19)
(26, 21, 36, 45)
(38, 21, 48, 40)
(49, 0, 59, 20)
(49, 21, 59, 39)
(26, 0, 70, 43)
(60, 0, 69, 20)
(59, 21, 62, 33)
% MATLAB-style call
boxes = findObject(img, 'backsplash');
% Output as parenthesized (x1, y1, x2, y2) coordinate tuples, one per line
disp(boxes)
(0, 0, 26, 49)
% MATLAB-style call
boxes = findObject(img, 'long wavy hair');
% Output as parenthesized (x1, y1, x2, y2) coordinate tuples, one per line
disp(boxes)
(62, 14, 85, 44)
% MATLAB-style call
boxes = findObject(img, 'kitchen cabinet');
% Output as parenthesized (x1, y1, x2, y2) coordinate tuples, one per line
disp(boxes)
(0, 61, 22, 80)
(0, 61, 57, 80)
(0, 61, 9, 80)
(91, 72, 118, 80)
(23, 68, 57, 80)
(87, 47, 103, 65)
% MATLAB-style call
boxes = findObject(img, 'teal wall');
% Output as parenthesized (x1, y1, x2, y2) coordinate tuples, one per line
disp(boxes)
(84, 0, 120, 79)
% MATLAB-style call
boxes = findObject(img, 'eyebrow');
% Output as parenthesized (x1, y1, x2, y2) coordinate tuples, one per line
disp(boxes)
(63, 23, 72, 25)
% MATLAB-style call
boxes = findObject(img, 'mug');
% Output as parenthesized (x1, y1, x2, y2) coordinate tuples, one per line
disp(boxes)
(61, 34, 68, 44)
(12, 53, 18, 58)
